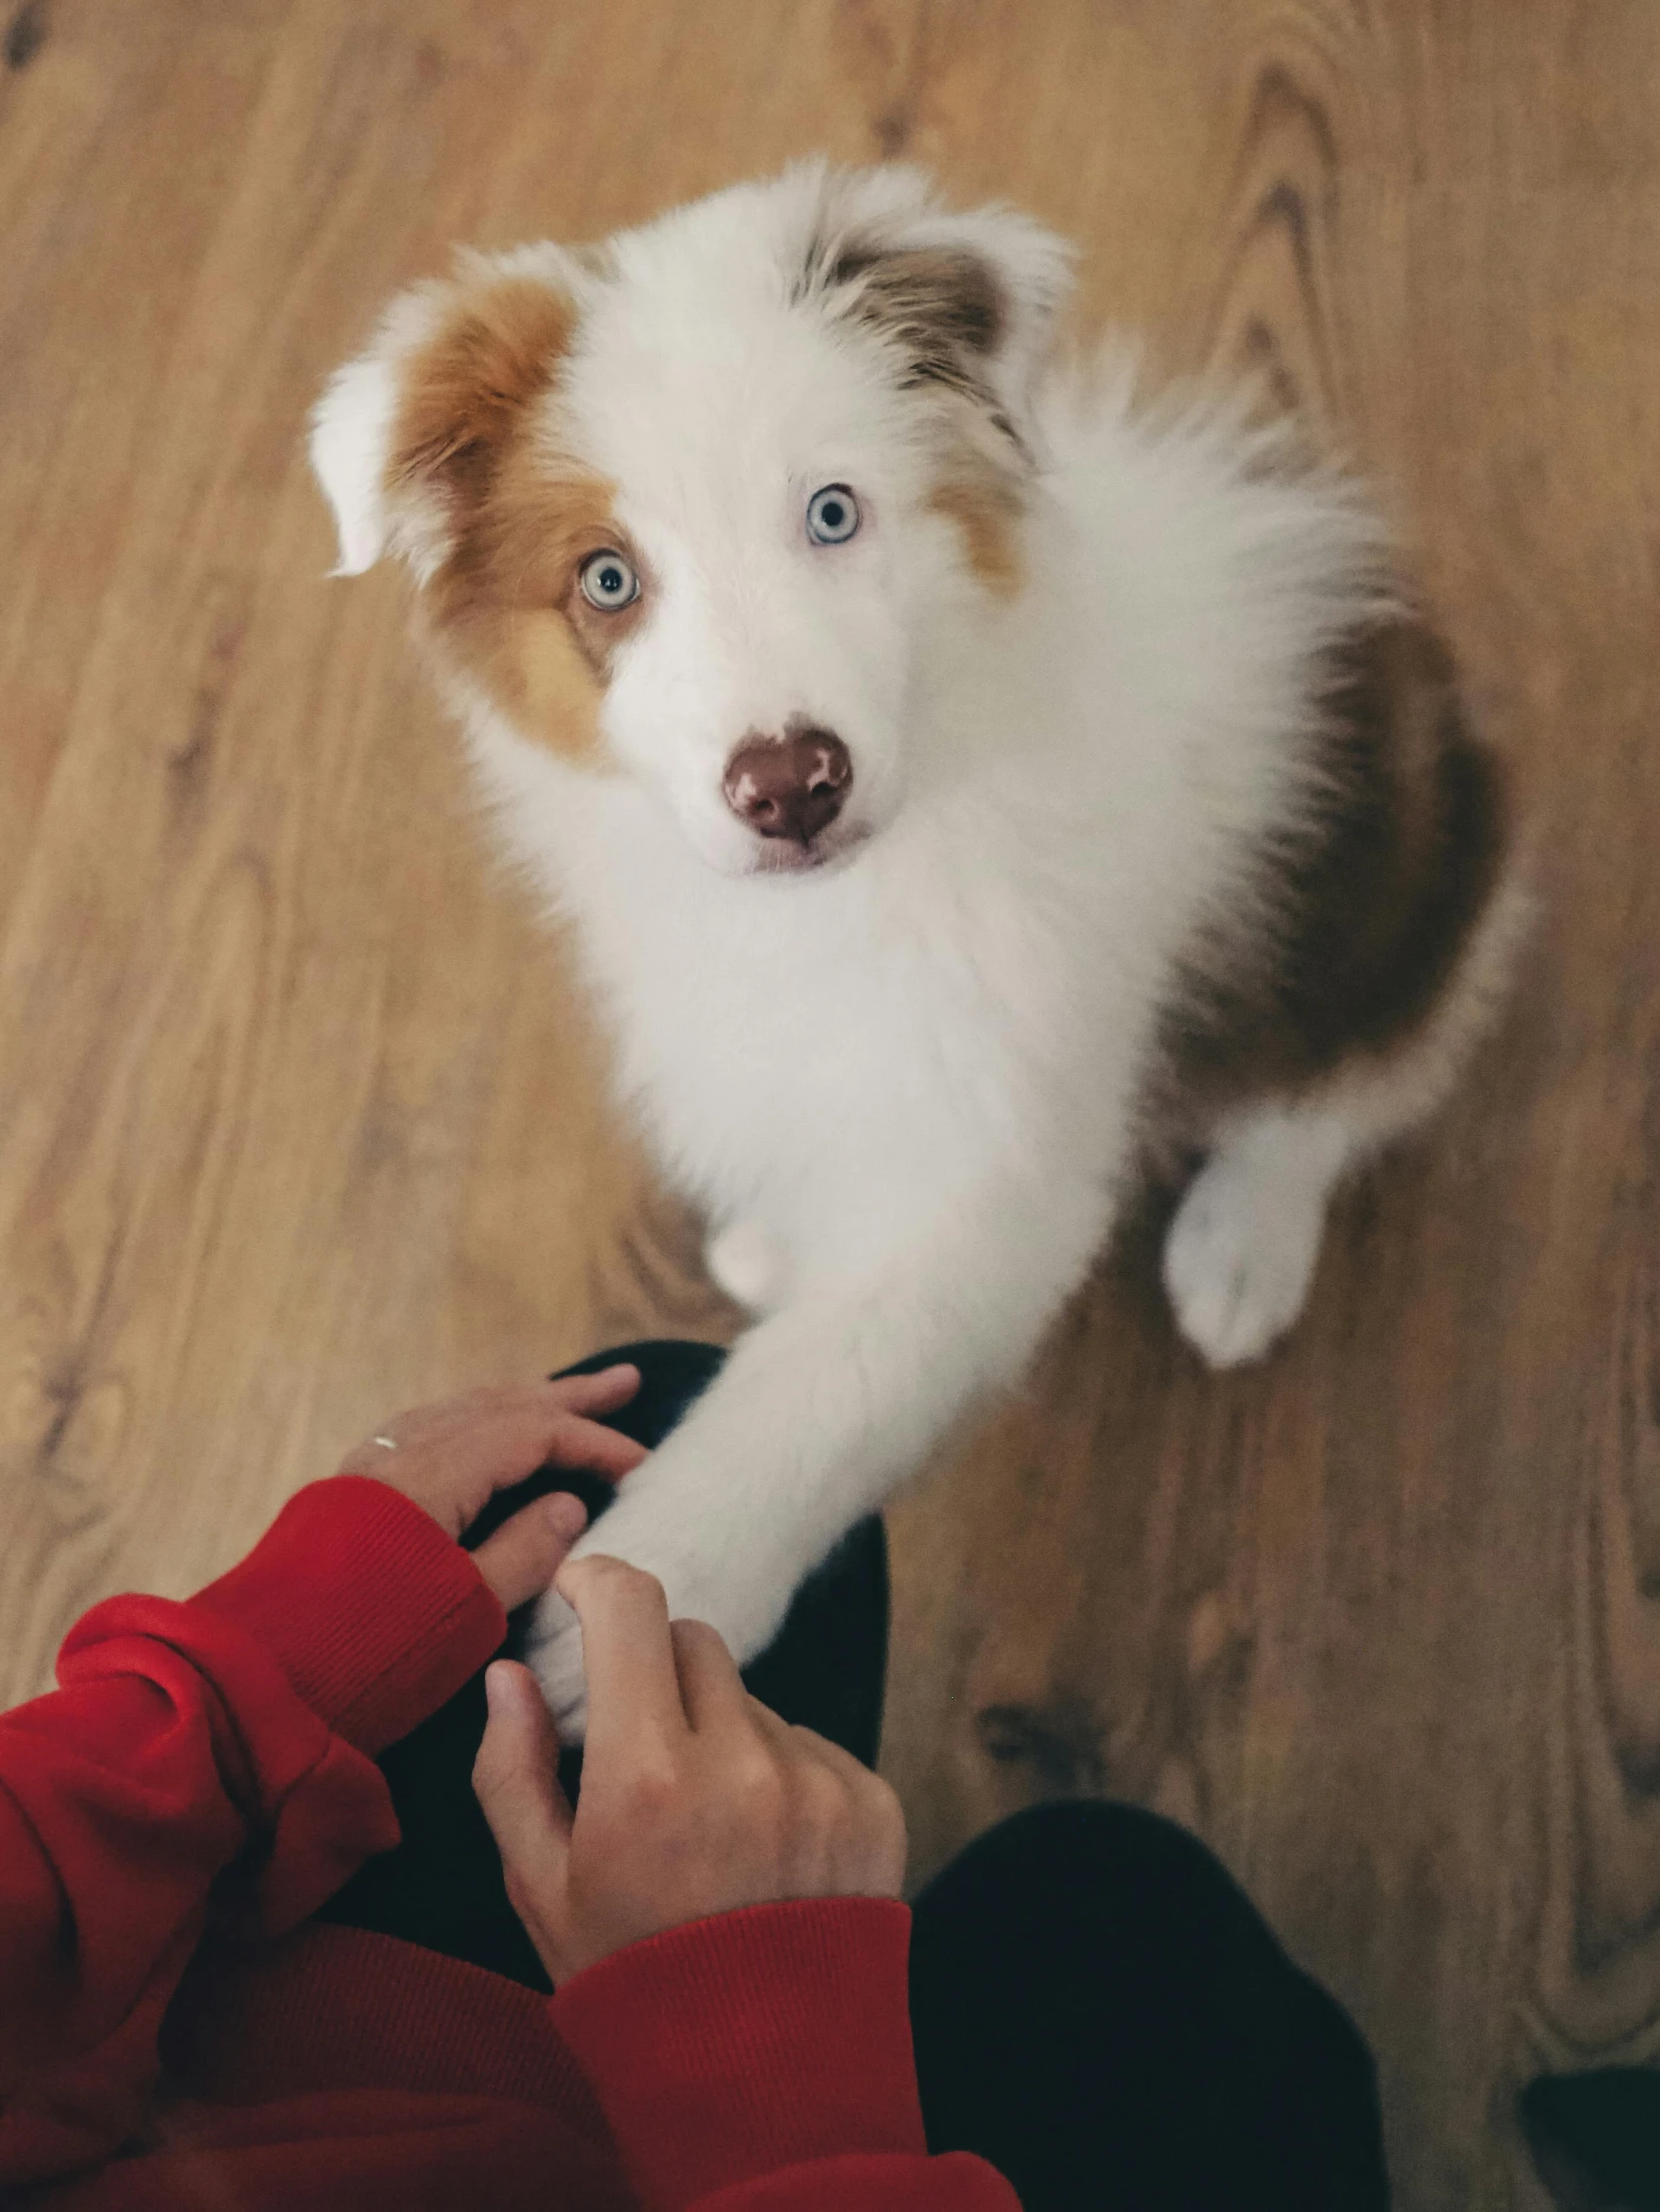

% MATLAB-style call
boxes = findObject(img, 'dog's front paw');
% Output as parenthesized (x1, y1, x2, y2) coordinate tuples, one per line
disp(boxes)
(1163, 1142, 1326, 1367)
(522, 1590, 590, 1741)
(520, 1487, 799, 1741)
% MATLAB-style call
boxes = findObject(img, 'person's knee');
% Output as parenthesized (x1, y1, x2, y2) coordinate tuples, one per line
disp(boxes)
(920, 1797, 1256, 1941)
(912, 1799, 1373, 2069)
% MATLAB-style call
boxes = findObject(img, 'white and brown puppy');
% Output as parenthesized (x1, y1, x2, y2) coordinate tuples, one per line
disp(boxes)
(311, 163, 1523, 1732)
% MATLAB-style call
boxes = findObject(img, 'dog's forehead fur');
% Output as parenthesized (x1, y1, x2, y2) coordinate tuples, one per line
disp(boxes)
(554, 266, 930, 556)
(313, 161, 1064, 585)
(628, 168, 1049, 443)
(544, 201, 1043, 639)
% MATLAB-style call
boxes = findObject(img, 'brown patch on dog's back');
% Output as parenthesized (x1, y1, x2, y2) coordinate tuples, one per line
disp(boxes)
(1278, 621, 1508, 1065)
(1162, 617, 1512, 1135)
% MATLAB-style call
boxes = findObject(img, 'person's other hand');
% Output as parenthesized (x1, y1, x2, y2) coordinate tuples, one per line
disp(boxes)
(471, 1556, 907, 1984)
(337, 1369, 646, 1610)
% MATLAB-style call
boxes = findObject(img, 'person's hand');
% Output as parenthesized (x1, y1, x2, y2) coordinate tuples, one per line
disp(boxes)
(336, 1368, 647, 1610)
(471, 1556, 907, 1983)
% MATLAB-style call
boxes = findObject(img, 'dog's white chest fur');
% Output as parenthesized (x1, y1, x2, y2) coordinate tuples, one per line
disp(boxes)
(476, 730, 1083, 1287)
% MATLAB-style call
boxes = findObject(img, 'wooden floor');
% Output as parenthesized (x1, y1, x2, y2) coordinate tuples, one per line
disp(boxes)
(3, 2, 1658, 2202)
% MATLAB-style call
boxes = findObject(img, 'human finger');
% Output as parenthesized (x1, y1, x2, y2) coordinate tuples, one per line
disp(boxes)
(348, 1368, 638, 1459)
(341, 1379, 645, 1530)
(554, 1556, 688, 1755)
(743, 1699, 871, 1787)
(408, 1367, 643, 1447)
(340, 1379, 574, 1459)
(743, 1692, 796, 1746)
(668, 1617, 751, 1732)
(533, 1410, 649, 1485)
(435, 1373, 643, 1491)
(473, 1662, 576, 1969)
(545, 1364, 643, 1419)
(470, 1492, 589, 1611)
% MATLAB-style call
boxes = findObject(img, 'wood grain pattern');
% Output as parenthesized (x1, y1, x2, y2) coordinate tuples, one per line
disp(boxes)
(3, 4, 1657, 2204)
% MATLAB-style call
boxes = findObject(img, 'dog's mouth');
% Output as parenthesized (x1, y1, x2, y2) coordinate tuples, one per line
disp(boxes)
(746, 820, 872, 880)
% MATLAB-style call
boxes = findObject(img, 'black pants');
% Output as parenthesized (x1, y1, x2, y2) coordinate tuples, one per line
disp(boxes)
(324, 1341, 1390, 2211)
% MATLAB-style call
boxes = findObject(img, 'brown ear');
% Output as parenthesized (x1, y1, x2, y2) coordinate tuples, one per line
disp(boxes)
(798, 175, 1073, 461)
(389, 273, 577, 516)
(823, 243, 1008, 398)
(311, 257, 583, 578)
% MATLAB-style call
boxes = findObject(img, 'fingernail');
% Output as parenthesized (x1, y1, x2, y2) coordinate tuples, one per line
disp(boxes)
(544, 1493, 587, 1541)
(484, 1662, 509, 1717)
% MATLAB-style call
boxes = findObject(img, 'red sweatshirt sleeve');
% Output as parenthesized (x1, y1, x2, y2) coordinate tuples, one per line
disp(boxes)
(550, 1898, 1022, 2211)
(0, 1477, 506, 2185)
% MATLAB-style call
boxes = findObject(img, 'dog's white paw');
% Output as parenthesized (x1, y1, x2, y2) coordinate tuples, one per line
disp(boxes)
(520, 1487, 799, 1743)
(523, 1590, 589, 1741)
(1163, 1142, 1327, 1368)
(706, 1219, 783, 1312)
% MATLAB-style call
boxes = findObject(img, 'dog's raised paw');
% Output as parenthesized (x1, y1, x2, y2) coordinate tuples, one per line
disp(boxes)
(523, 1590, 589, 1742)
(1162, 1142, 1326, 1368)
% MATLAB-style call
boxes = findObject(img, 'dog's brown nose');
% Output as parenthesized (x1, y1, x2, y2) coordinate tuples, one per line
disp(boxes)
(722, 728, 852, 844)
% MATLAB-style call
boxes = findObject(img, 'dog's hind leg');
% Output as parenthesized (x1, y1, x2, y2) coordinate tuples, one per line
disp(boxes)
(1165, 858, 1532, 1368)
(1163, 1103, 1352, 1368)
(1161, 617, 1530, 1368)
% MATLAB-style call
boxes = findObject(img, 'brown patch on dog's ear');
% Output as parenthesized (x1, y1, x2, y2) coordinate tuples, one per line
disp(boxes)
(831, 244, 1004, 372)
(819, 242, 1022, 441)
(389, 275, 577, 520)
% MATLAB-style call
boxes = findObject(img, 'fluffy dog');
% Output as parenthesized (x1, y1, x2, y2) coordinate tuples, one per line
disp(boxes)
(311, 163, 1522, 1732)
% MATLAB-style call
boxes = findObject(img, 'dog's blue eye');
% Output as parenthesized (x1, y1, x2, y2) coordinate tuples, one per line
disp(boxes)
(579, 550, 640, 611)
(806, 485, 860, 546)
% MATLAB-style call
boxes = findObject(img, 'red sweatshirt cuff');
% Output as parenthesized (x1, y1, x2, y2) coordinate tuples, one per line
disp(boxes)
(190, 1476, 507, 1755)
(549, 1896, 924, 2212)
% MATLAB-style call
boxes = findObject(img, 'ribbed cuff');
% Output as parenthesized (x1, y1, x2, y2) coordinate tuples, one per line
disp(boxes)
(549, 1897, 923, 2212)
(190, 1477, 507, 1754)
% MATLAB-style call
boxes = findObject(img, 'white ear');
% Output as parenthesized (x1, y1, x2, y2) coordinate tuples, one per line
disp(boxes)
(308, 285, 447, 577)
(309, 351, 399, 576)
(931, 201, 1076, 413)
(308, 250, 586, 584)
